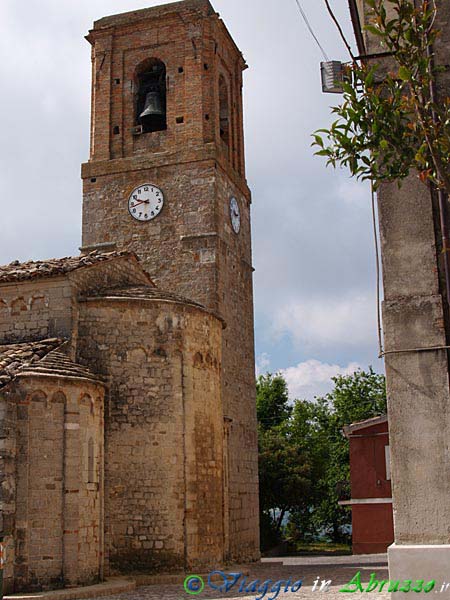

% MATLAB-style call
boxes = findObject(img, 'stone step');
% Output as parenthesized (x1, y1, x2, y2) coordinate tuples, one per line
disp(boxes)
(5, 578, 136, 600)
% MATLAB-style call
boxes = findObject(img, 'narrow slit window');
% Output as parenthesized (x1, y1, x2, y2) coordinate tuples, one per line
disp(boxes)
(88, 437, 95, 483)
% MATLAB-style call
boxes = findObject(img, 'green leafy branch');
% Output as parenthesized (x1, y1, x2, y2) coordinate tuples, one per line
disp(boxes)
(313, 0, 450, 192)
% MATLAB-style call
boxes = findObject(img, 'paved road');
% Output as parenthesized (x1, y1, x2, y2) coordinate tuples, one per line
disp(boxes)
(100, 555, 390, 600)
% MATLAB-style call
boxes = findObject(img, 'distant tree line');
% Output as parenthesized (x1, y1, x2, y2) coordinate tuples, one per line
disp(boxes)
(257, 368, 387, 551)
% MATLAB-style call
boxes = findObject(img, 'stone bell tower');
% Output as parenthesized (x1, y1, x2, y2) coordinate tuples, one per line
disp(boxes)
(81, 0, 260, 563)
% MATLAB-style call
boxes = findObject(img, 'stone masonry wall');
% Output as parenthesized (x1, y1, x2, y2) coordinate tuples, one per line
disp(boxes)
(65, 384, 104, 586)
(82, 164, 218, 310)
(82, 164, 259, 562)
(70, 256, 152, 294)
(180, 308, 224, 567)
(215, 167, 259, 560)
(6, 377, 104, 593)
(0, 386, 17, 594)
(76, 296, 223, 571)
(0, 257, 152, 345)
(0, 279, 72, 344)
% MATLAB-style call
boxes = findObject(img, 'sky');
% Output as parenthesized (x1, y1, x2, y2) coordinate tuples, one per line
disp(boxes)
(0, 0, 385, 401)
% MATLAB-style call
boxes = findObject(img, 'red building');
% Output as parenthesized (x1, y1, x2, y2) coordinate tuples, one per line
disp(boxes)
(340, 415, 394, 554)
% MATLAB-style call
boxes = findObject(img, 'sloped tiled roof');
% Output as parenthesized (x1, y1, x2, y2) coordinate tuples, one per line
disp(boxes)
(82, 285, 226, 327)
(0, 339, 63, 388)
(0, 340, 103, 389)
(0, 251, 136, 284)
(88, 285, 205, 309)
(19, 351, 103, 384)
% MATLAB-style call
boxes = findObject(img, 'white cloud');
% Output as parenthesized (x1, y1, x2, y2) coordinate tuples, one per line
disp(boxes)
(337, 177, 372, 207)
(281, 359, 361, 401)
(271, 294, 377, 351)
(256, 353, 271, 377)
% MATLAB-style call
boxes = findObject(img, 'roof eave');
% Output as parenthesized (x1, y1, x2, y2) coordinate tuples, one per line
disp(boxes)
(16, 371, 105, 388)
(343, 414, 388, 437)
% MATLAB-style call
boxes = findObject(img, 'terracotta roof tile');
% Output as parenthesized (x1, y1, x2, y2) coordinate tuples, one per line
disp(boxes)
(0, 339, 63, 388)
(83, 285, 227, 328)
(19, 351, 103, 384)
(0, 251, 136, 284)
(86, 285, 206, 309)
(0, 339, 103, 389)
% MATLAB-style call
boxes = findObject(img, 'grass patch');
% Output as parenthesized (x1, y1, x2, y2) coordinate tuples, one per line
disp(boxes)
(288, 541, 351, 556)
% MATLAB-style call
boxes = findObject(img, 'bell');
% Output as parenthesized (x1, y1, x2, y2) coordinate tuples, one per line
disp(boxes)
(139, 87, 164, 118)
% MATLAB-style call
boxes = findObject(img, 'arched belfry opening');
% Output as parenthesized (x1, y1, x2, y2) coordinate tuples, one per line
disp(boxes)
(135, 58, 167, 133)
(218, 75, 230, 147)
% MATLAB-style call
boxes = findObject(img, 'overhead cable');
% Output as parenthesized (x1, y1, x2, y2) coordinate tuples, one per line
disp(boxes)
(293, 0, 330, 62)
(323, 0, 356, 61)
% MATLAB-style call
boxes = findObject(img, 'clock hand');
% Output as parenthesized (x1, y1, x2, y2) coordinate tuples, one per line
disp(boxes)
(132, 199, 150, 207)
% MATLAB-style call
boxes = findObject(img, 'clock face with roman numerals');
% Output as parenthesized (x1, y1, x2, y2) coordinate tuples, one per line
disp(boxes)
(128, 184, 164, 222)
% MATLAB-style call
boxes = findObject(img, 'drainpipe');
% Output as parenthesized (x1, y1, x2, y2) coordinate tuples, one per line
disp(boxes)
(426, 30, 450, 310)
(348, 0, 366, 56)
(437, 189, 450, 308)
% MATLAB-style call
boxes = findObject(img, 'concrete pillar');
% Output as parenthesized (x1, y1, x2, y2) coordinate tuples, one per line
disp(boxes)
(379, 176, 450, 593)
(349, 1, 450, 592)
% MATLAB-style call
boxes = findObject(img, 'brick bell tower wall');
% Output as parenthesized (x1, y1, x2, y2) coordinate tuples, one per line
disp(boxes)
(81, 0, 260, 563)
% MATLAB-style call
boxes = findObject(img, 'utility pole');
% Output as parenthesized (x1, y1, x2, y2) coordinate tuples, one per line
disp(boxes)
(348, 2, 450, 597)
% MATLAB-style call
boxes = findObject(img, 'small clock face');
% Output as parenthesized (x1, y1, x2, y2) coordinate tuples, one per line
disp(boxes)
(230, 197, 241, 234)
(128, 184, 164, 222)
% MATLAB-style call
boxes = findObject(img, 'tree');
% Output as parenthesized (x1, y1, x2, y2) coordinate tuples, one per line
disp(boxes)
(288, 369, 387, 544)
(313, 0, 450, 193)
(327, 367, 387, 429)
(259, 428, 311, 535)
(256, 373, 292, 431)
(285, 399, 331, 542)
(256, 369, 387, 548)
(256, 373, 312, 549)
(314, 369, 386, 542)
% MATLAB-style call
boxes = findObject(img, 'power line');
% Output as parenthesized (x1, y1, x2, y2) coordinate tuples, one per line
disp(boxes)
(293, 0, 330, 62)
(322, 0, 356, 61)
